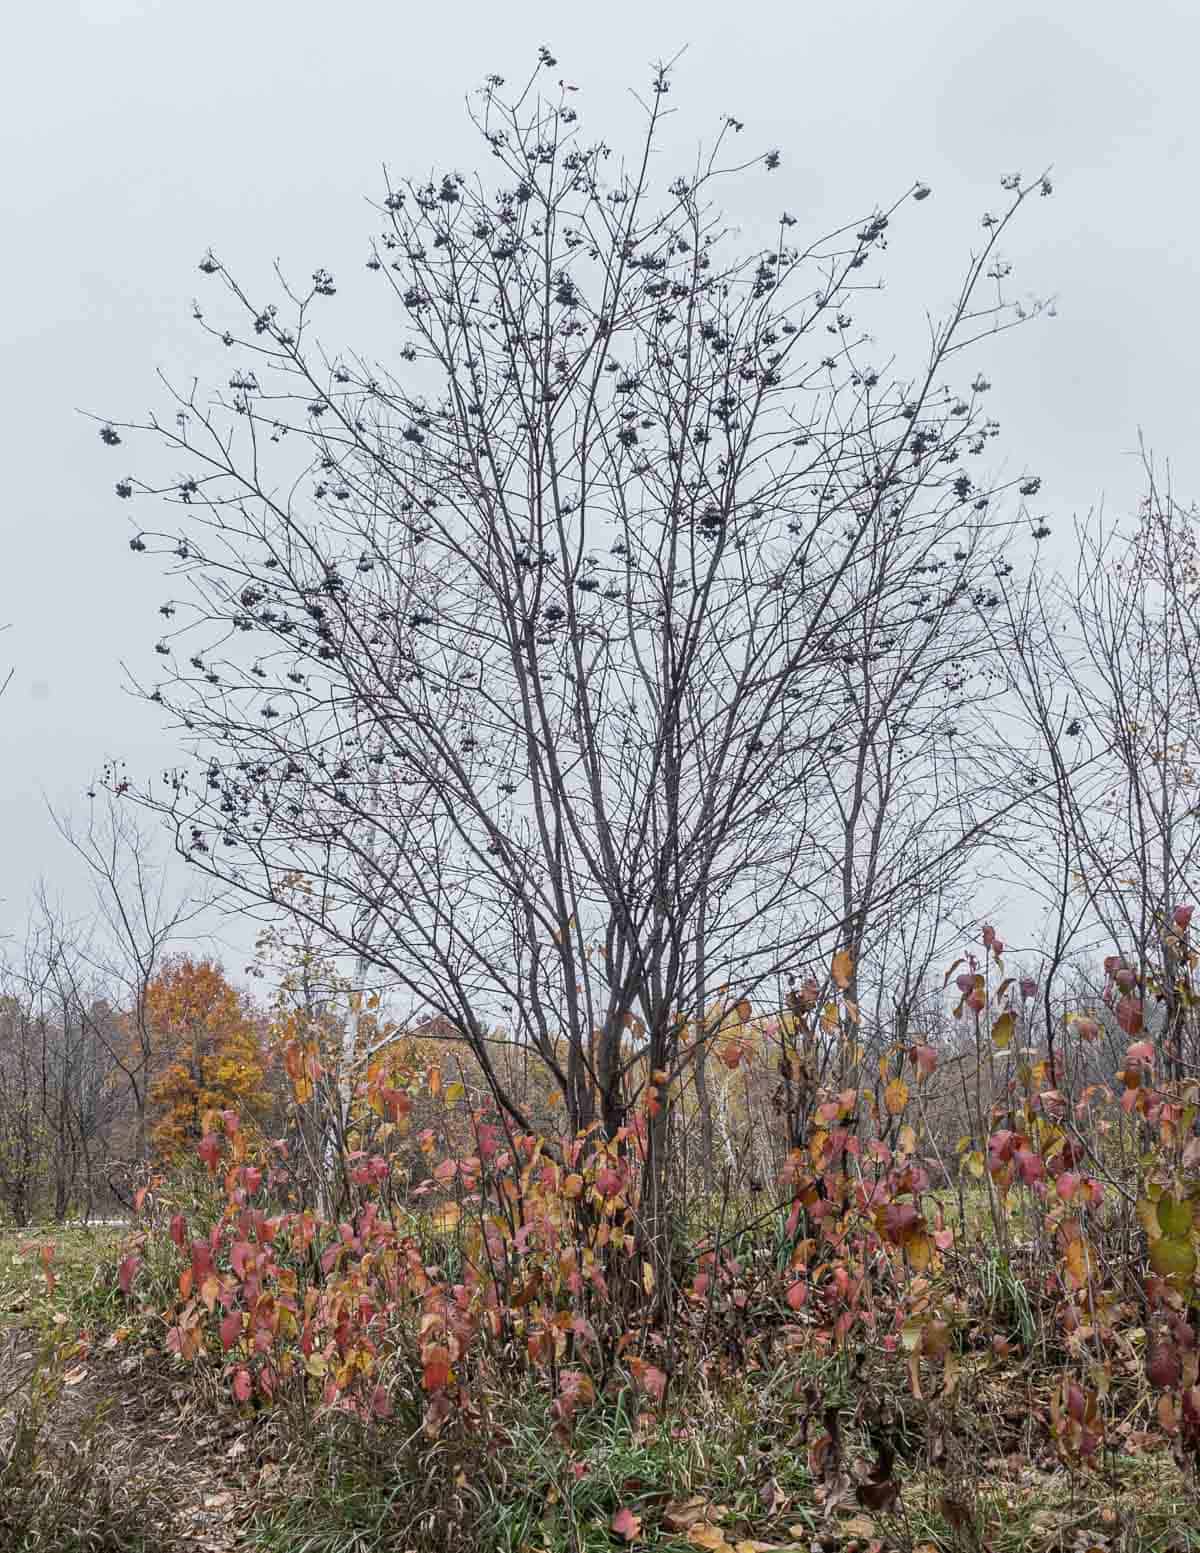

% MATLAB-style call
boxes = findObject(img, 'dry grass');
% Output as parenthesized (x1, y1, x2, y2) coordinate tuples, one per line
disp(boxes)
(3, 1218, 1198, 1553)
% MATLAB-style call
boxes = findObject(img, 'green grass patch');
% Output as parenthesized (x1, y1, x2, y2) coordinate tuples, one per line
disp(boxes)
(0, 1223, 127, 1338)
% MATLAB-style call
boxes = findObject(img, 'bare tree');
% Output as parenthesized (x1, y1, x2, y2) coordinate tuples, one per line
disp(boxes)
(50, 795, 212, 1161)
(1007, 450, 1200, 1080)
(0, 904, 127, 1224)
(100, 58, 1051, 1270)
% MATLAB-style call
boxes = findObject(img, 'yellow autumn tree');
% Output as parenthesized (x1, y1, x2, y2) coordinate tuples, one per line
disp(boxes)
(146, 956, 272, 1158)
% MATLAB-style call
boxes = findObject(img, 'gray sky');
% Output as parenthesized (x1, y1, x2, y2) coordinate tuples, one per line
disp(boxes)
(3, 0, 1198, 962)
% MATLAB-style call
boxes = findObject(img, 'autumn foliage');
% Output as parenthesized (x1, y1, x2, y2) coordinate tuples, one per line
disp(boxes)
(100, 920, 1200, 1534)
(145, 956, 272, 1159)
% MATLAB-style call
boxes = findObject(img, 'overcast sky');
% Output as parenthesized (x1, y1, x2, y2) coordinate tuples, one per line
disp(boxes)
(3, 0, 1197, 967)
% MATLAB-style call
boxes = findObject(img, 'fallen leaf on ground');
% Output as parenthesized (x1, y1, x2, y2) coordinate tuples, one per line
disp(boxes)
(663, 1498, 711, 1531)
(613, 1506, 642, 1542)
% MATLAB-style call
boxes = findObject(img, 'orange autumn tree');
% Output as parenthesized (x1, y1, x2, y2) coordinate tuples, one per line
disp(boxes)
(146, 956, 272, 1158)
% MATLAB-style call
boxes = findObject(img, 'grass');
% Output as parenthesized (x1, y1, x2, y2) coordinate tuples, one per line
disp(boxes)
(237, 1336, 1200, 1553)
(238, 1376, 806, 1553)
(0, 1222, 127, 1337)
(899, 1453, 1200, 1553)
(3, 1212, 1200, 1553)
(0, 1328, 175, 1552)
(482, 1392, 701, 1553)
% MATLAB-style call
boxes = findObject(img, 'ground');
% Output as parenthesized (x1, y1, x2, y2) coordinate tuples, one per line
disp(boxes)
(3, 1223, 1199, 1553)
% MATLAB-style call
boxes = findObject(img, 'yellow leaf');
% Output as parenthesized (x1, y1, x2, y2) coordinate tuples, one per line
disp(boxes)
(431, 1203, 461, 1234)
(662, 1500, 710, 1532)
(444, 1081, 466, 1105)
(992, 1010, 1015, 1051)
(831, 949, 854, 990)
(1136, 1196, 1161, 1242)
(884, 1077, 909, 1115)
(898, 1123, 918, 1154)
(1064, 1236, 1095, 1286)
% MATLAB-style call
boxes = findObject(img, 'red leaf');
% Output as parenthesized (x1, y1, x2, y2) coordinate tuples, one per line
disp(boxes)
(232, 1367, 253, 1403)
(640, 1364, 667, 1403)
(40, 1243, 56, 1296)
(117, 1254, 141, 1297)
(220, 1310, 243, 1351)
(190, 1239, 214, 1284)
(612, 1507, 641, 1542)
(421, 1345, 452, 1392)
(912, 1043, 938, 1078)
(169, 1213, 187, 1250)
(882, 1202, 920, 1241)
(1116, 995, 1143, 1035)
(595, 1167, 623, 1198)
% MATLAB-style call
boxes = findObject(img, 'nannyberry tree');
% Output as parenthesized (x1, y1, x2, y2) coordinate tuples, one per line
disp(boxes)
(101, 52, 1051, 1267)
